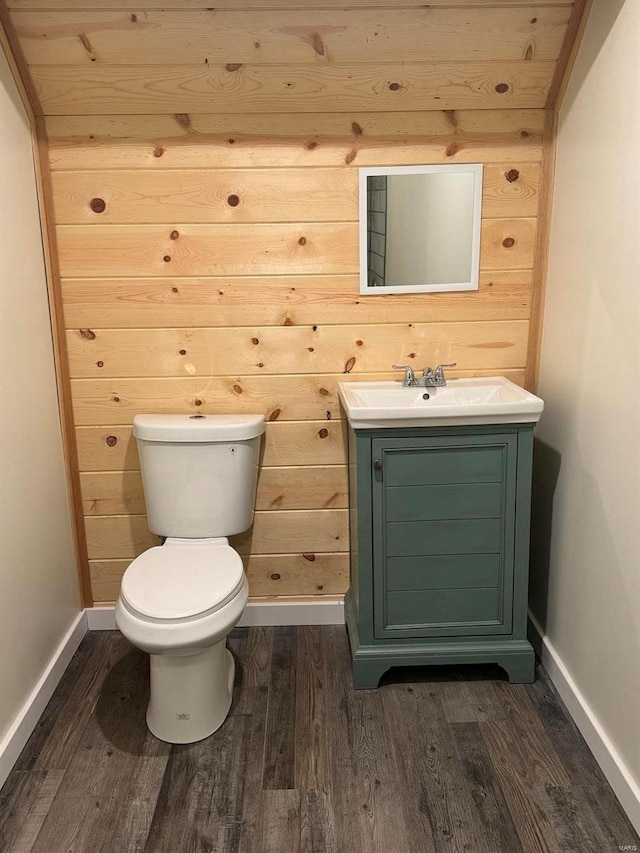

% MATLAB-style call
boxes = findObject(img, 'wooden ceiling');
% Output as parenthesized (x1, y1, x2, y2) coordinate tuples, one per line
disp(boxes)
(2, 0, 580, 116)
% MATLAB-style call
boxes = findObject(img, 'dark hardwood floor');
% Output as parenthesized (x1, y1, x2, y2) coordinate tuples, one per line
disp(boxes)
(0, 627, 637, 853)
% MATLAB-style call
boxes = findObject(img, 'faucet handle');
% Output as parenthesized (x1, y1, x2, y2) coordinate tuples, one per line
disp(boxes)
(392, 365, 415, 386)
(434, 362, 457, 379)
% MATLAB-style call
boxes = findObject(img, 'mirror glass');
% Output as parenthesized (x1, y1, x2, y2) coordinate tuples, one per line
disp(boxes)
(359, 164, 483, 295)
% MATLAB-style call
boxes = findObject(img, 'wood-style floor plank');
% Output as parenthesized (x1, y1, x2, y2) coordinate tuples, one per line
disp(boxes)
(491, 679, 571, 787)
(262, 626, 297, 790)
(31, 634, 129, 773)
(525, 674, 607, 787)
(323, 627, 414, 853)
(237, 686, 269, 853)
(1, 628, 637, 853)
(0, 771, 64, 853)
(231, 625, 271, 717)
(300, 788, 336, 853)
(144, 714, 252, 853)
(321, 627, 373, 853)
(382, 684, 487, 853)
(480, 719, 565, 853)
(5, 771, 65, 853)
(294, 626, 329, 791)
(30, 643, 170, 853)
(450, 722, 524, 853)
(543, 784, 620, 853)
(257, 789, 301, 853)
(438, 665, 507, 723)
(582, 783, 640, 851)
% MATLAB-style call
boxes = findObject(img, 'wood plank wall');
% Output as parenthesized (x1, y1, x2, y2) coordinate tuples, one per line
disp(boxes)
(8, 1, 569, 604)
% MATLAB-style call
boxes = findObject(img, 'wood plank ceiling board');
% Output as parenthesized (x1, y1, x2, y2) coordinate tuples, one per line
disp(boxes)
(7, 4, 574, 116)
(26, 61, 558, 115)
(12, 8, 571, 66)
(6, 0, 575, 10)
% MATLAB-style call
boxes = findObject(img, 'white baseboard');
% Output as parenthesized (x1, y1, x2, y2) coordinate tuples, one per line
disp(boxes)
(86, 606, 119, 631)
(528, 611, 640, 834)
(239, 596, 345, 627)
(86, 597, 346, 631)
(0, 611, 87, 790)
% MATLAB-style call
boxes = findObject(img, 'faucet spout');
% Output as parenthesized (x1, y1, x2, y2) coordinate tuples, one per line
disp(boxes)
(414, 362, 457, 387)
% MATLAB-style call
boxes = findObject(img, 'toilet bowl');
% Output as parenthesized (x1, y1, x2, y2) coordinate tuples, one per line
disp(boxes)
(116, 538, 248, 743)
(114, 413, 265, 744)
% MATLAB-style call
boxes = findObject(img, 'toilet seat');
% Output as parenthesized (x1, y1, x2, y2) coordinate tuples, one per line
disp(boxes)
(120, 539, 245, 623)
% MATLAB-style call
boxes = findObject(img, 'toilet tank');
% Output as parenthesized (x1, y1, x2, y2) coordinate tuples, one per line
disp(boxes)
(133, 414, 265, 539)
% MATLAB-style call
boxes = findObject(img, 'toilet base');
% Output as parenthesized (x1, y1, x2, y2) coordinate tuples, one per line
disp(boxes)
(146, 641, 235, 744)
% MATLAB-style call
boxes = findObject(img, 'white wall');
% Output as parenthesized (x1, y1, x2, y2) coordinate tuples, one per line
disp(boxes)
(0, 46, 80, 754)
(531, 0, 639, 813)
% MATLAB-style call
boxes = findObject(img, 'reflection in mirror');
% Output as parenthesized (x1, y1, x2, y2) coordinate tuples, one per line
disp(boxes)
(360, 164, 483, 295)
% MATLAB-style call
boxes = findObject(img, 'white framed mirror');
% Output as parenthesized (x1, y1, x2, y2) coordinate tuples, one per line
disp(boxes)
(359, 164, 483, 295)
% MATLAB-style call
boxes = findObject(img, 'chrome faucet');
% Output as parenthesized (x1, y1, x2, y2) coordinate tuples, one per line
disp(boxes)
(393, 363, 457, 388)
(392, 364, 415, 387)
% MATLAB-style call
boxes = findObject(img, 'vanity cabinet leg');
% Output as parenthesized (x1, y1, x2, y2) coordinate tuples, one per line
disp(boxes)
(352, 659, 389, 690)
(499, 651, 536, 684)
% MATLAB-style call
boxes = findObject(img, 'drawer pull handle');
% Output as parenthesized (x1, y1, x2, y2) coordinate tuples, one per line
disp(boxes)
(374, 459, 383, 471)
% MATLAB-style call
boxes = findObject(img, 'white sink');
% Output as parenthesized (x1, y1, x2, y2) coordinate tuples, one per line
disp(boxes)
(338, 377, 544, 429)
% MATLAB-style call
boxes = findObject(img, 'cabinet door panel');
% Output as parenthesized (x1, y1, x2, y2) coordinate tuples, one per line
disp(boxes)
(384, 445, 504, 486)
(372, 433, 516, 639)
(386, 482, 503, 522)
(386, 518, 501, 557)
(386, 588, 501, 631)
(386, 554, 501, 592)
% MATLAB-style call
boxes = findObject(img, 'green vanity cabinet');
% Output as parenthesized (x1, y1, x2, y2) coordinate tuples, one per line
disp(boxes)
(344, 423, 536, 689)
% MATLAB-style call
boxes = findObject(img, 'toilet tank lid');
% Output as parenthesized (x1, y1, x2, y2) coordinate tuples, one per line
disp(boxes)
(133, 413, 266, 442)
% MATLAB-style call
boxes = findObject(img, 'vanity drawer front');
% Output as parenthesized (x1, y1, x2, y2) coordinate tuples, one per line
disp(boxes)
(385, 588, 501, 633)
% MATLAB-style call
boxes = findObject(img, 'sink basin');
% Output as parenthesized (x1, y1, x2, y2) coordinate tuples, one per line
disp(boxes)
(338, 377, 544, 429)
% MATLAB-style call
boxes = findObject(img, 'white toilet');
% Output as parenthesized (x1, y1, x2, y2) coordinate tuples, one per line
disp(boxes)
(115, 412, 265, 744)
